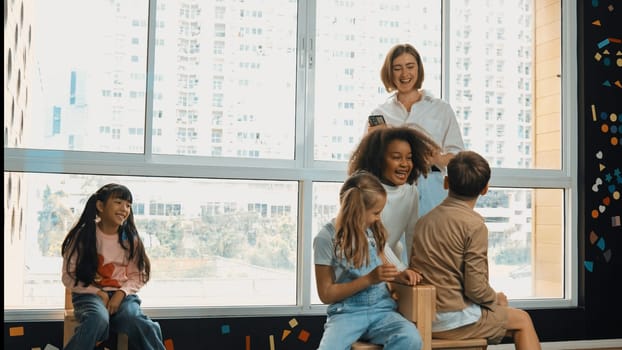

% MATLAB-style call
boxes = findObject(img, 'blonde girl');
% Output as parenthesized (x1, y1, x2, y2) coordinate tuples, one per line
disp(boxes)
(313, 171, 422, 350)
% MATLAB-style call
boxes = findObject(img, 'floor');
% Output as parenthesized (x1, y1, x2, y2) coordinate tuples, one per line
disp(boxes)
(487, 339, 622, 350)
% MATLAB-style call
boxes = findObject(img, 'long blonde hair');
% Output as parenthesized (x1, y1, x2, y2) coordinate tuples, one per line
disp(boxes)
(334, 171, 388, 268)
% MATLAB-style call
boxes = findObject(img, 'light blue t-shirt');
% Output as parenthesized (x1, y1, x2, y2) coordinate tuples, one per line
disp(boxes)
(313, 219, 378, 284)
(432, 303, 482, 332)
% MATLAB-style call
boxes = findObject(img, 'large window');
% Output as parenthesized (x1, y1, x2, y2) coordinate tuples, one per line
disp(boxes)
(4, 0, 576, 321)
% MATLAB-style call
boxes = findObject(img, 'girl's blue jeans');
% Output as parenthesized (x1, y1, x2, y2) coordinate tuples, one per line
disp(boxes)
(317, 282, 422, 350)
(65, 292, 165, 350)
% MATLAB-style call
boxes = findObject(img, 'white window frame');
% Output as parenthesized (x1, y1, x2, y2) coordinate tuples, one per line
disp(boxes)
(3, 0, 578, 321)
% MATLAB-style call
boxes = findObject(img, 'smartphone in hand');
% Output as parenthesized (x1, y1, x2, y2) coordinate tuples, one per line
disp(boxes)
(368, 115, 386, 126)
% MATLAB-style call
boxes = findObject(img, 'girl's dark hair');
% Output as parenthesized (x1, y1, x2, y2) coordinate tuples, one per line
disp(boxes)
(61, 183, 151, 287)
(348, 126, 440, 185)
(334, 170, 387, 268)
(380, 43, 425, 92)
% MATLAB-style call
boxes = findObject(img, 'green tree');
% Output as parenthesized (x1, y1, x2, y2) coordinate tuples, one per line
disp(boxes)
(139, 218, 185, 258)
(245, 214, 296, 270)
(37, 186, 73, 257)
(199, 212, 248, 259)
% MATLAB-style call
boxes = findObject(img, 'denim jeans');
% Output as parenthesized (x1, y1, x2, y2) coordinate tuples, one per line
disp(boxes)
(418, 171, 447, 217)
(317, 233, 422, 350)
(65, 292, 165, 350)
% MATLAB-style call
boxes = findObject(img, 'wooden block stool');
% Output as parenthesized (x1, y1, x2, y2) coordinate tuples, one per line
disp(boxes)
(432, 338, 488, 350)
(350, 283, 487, 350)
(352, 341, 382, 349)
(64, 288, 129, 350)
(352, 337, 488, 350)
(351, 283, 436, 350)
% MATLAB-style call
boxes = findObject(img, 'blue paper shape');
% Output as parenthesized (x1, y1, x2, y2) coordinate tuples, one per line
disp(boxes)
(584, 261, 594, 272)
(598, 38, 610, 49)
(597, 237, 606, 251)
(221, 324, 230, 334)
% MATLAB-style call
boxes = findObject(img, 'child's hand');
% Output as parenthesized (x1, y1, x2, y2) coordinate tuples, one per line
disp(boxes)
(395, 269, 422, 286)
(369, 263, 399, 284)
(96, 290, 110, 305)
(496, 292, 508, 306)
(107, 290, 126, 315)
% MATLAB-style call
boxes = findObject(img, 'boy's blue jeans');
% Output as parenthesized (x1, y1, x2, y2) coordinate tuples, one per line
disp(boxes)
(65, 292, 165, 350)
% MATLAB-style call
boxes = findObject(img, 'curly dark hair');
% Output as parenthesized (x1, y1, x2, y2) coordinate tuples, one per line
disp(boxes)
(348, 126, 440, 185)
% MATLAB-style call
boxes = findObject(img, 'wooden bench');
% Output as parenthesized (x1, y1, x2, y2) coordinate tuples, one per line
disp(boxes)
(351, 283, 487, 350)
(64, 288, 128, 350)
(432, 338, 488, 349)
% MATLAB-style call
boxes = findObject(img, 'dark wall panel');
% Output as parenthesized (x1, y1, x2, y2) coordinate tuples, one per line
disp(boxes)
(581, 0, 622, 340)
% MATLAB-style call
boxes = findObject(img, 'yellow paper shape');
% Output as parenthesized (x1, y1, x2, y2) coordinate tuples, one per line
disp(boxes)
(281, 329, 292, 341)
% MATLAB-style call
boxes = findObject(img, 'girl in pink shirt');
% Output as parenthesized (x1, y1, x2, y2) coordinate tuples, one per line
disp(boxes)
(61, 183, 165, 350)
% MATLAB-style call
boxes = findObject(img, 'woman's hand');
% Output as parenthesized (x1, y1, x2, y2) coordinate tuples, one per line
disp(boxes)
(430, 152, 455, 169)
(367, 123, 388, 134)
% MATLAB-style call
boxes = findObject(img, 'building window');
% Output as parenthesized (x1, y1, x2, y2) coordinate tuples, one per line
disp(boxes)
(4, 0, 572, 320)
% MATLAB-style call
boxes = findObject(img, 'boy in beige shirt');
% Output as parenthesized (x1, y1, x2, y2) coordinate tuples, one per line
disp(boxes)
(410, 150, 541, 350)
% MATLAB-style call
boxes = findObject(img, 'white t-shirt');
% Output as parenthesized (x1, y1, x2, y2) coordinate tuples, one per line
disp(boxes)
(381, 183, 419, 271)
(370, 90, 464, 156)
